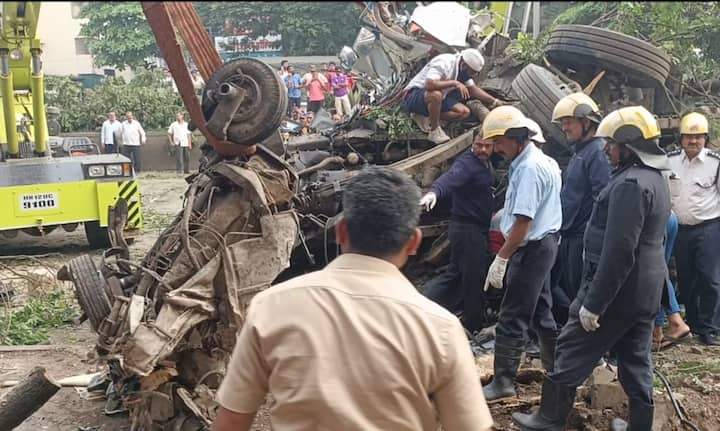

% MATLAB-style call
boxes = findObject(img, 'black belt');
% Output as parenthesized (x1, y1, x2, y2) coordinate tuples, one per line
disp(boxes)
(523, 231, 559, 247)
(678, 216, 720, 231)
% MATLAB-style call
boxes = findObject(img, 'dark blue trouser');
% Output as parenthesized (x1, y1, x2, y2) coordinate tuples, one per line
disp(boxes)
(423, 221, 489, 332)
(674, 220, 720, 336)
(551, 299, 655, 406)
(496, 233, 559, 340)
(550, 235, 584, 326)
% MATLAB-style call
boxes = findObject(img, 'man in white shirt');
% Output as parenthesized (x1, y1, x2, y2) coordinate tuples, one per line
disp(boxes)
(667, 112, 720, 346)
(122, 111, 146, 173)
(168, 112, 192, 175)
(190, 69, 205, 96)
(100, 111, 123, 154)
(402, 48, 507, 144)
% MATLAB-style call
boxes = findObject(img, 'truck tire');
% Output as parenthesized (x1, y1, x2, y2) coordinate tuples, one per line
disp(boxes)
(85, 221, 111, 249)
(511, 64, 573, 149)
(202, 58, 288, 145)
(544, 25, 672, 87)
(67, 255, 111, 332)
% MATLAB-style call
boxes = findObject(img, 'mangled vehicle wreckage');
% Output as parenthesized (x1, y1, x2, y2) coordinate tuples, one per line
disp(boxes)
(55, 2, 681, 428)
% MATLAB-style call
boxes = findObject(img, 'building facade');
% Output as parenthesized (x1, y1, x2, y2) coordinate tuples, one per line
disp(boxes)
(36, 2, 132, 80)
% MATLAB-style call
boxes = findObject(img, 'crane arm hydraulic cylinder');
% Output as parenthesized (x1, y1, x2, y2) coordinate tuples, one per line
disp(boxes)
(0, 51, 19, 158)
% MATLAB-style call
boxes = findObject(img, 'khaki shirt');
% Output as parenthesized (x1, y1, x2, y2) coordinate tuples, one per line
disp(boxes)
(217, 253, 493, 431)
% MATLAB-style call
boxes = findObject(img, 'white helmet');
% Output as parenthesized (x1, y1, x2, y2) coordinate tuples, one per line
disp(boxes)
(461, 48, 485, 72)
(525, 118, 546, 144)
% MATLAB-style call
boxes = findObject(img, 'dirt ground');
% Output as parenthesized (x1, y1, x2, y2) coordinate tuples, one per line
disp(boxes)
(2, 171, 720, 430)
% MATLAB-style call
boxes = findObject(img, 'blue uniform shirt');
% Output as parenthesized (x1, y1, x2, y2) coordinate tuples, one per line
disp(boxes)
(501, 143, 562, 241)
(430, 148, 495, 228)
(560, 137, 612, 236)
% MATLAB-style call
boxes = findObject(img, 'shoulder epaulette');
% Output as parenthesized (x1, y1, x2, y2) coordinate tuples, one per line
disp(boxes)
(708, 150, 720, 160)
(667, 149, 682, 157)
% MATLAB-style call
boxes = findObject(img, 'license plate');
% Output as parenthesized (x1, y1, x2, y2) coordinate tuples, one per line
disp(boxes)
(19, 192, 59, 211)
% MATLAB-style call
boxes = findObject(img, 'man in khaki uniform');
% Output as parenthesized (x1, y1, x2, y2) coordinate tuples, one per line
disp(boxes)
(214, 166, 493, 431)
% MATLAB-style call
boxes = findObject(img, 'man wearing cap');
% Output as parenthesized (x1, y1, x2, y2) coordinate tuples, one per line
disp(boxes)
(668, 112, 720, 346)
(480, 106, 562, 401)
(512, 106, 671, 431)
(402, 49, 508, 144)
(549, 93, 612, 326)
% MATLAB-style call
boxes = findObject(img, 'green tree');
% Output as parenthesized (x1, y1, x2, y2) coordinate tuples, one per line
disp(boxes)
(79, 2, 159, 71)
(45, 71, 182, 132)
(196, 2, 364, 56)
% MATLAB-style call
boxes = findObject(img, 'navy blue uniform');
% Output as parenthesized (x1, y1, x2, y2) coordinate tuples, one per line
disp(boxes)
(551, 137, 611, 324)
(551, 161, 670, 419)
(423, 148, 494, 332)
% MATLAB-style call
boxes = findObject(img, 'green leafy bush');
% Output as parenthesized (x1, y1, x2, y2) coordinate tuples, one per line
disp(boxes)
(0, 289, 79, 345)
(45, 70, 183, 132)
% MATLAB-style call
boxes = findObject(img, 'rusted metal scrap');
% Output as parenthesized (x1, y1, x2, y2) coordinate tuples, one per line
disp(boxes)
(61, 148, 299, 430)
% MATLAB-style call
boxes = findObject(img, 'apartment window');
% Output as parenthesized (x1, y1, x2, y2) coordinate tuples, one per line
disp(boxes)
(75, 37, 90, 55)
(71, 2, 87, 19)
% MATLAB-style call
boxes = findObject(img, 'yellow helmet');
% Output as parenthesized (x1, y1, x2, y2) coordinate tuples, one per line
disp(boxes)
(552, 92, 602, 124)
(481, 105, 532, 140)
(597, 106, 667, 170)
(680, 112, 709, 135)
(596, 105, 660, 143)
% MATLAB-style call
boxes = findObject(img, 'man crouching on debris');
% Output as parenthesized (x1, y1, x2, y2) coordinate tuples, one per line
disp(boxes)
(402, 48, 507, 145)
(512, 106, 671, 431)
(213, 166, 494, 431)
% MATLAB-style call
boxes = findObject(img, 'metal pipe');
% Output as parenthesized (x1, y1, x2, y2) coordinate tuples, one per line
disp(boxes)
(30, 50, 47, 156)
(521, 2, 532, 33)
(532, 2, 541, 38)
(297, 156, 345, 177)
(205, 82, 244, 141)
(502, 2, 514, 35)
(0, 51, 19, 158)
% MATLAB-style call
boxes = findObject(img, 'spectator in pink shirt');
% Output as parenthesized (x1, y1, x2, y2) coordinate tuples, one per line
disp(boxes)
(303, 65, 327, 114)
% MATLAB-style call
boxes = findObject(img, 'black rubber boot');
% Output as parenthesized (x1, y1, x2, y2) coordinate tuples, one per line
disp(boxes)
(610, 398, 654, 431)
(538, 331, 558, 373)
(483, 335, 525, 401)
(511, 376, 577, 430)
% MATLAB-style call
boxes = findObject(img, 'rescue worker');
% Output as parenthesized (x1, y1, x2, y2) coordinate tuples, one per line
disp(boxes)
(419, 130, 495, 333)
(512, 106, 672, 431)
(402, 48, 507, 144)
(549, 93, 611, 325)
(480, 106, 562, 401)
(668, 112, 720, 345)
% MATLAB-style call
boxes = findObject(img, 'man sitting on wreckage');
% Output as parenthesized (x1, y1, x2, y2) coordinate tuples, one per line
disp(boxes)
(213, 166, 493, 431)
(402, 48, 509, 144)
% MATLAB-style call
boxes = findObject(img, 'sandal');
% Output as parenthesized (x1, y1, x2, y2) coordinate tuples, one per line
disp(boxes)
(658, 330, 692, 350)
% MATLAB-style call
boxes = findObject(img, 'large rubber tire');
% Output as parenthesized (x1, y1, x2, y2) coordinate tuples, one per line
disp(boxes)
(202, 58, 288, 145)
(511, 64, 573, 149)
(85, 221, 111, 249)
(67, 255, 111, 332)
(544, 25, 672, 87)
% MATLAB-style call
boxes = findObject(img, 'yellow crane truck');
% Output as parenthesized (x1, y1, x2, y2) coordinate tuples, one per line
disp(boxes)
(0, 2, 142, 248)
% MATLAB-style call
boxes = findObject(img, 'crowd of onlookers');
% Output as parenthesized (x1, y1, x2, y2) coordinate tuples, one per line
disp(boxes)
(278, 60, 360, 134)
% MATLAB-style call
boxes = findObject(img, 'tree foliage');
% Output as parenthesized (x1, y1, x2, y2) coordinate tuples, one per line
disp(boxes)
(195, 2, 364, 56)
(45, 71, 182, 132)
(79, 2, 159, 71)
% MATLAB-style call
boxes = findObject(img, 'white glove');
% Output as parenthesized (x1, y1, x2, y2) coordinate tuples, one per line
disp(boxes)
(483, 255, 508, 291)
(419, 192, 437, 212)
(579, 306, 600, 332)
